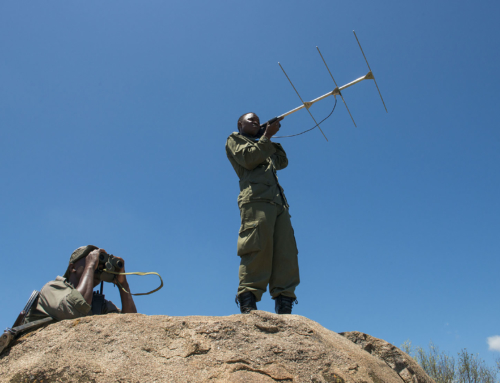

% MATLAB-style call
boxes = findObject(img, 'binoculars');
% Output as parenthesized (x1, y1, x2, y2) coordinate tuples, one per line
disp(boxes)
(96, 252, 123, 283)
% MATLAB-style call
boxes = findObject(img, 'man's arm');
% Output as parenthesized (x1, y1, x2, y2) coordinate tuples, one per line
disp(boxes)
(227, 136, 276, 171)
(75, 250, 100, 305)
(114, 257, 137, 314)
(267, 118, 288, 170)
(271, 143, 289, 170)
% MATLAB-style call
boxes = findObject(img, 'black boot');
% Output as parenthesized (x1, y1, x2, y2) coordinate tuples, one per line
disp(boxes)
(236, 292, 257, 314)
(274, 295, 297, 314)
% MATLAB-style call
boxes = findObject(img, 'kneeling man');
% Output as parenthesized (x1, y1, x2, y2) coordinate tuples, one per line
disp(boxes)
(26, 245, 137, 322)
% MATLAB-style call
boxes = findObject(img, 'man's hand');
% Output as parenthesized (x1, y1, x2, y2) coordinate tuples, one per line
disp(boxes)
(112, 255, 138, 314)
(113, 256, 127, 285)
(86, 249, 101, 271)
(264, 117, 284, 139)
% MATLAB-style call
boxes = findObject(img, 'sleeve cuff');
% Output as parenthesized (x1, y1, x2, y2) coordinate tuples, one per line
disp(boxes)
(259, 136, 270, 143)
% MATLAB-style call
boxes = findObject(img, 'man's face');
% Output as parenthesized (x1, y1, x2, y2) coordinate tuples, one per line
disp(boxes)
(238, 113, 260, 137)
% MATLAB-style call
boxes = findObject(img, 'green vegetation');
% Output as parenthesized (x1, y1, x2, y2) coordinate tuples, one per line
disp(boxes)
(401, 341, 500, 383)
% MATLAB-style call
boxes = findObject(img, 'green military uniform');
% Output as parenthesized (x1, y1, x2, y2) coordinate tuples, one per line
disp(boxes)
(25, 276, 119, 323)
(226, 132, 300, 301)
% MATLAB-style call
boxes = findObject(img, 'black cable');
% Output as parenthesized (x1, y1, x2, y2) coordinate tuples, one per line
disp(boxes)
(274, 97, 338, 138)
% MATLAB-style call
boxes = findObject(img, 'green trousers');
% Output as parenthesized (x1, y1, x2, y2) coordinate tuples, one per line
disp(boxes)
(237, 202, 300, 301)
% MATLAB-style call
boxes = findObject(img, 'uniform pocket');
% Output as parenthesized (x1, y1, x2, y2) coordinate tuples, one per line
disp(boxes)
(237, 220, 260, 256)
(66, 289, 92, 315)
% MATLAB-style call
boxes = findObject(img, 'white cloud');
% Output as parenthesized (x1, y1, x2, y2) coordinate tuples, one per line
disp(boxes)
(487, 335, 500, 352)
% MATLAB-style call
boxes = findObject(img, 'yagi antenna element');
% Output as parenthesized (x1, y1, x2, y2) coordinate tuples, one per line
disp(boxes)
(278, 62, 329, 141)
(353, 30, 388, 113)
(316, 46, 357, 127)
(261, 30, 387, 141)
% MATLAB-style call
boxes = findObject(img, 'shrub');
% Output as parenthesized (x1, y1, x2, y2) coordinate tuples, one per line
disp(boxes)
(401, 341, 498, 383)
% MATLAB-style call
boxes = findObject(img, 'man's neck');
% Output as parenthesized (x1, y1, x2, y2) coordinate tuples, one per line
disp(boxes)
(67, 275, 78, 287)
(239, 132, 260, 141)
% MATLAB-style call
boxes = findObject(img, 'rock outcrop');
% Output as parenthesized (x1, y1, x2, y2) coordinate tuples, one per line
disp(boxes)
(340, 331, 434, 383)
(0, 312, 434, 383)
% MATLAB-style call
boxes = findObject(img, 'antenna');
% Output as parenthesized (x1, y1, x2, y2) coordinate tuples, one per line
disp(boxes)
(260, 31, 387, 140)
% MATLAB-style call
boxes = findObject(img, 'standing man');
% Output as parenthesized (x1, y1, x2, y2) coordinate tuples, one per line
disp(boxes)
(25, 245, 137, 322)
(226, 113, 300, 314)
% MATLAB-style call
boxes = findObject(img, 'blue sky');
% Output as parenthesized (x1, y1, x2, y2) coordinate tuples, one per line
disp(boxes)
(1, 0, 499, 367)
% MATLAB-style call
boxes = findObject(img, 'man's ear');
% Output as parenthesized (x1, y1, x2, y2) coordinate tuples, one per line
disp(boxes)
(68, 263, 76, 274)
